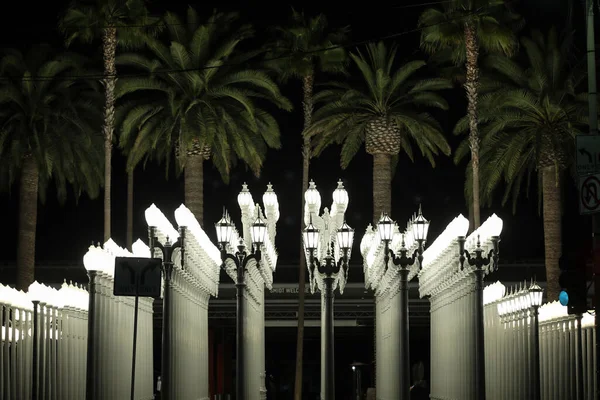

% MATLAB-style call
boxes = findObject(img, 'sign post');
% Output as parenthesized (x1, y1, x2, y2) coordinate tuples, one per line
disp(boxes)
(114, 257, 162, 400)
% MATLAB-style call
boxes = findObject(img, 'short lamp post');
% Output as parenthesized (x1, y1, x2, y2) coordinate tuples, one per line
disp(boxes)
(529, 283, 544, 400)
(377, 206, 429, 399)
(28, 281, 46, 400)
(457, 234, 500, 400)
(215, 210, 267, 400)
(82, 245, 105, 400)
(303, 213, 354, 400)
(146, 205, 186, 400)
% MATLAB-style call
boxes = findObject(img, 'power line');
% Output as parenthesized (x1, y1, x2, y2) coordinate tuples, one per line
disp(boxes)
(8, 1, 459, 31)
(0, 5, 502, 82)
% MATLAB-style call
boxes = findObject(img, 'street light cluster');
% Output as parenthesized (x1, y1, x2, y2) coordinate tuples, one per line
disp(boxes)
(3, 280, 87, 311)
(34, 280, 89, 327)
(482, 281, 506, 305)
(301, 179, 354, 400)
(83, 238, 157, 400)
(173, 204, 222, 293)
(216, 210, 267, 252)
(359, 206, 431, 400)
(144, 203, 221, 400)
(215, 182, 280, 400)
(419, 215, 469, 273)
(361, 209, 429, 289)
(303, 180, 353, 294)
(0, 281, 91, 400)
(496, 281, 544, 317)
(418, 213, 503, 400)
(83, 239, 151, 275)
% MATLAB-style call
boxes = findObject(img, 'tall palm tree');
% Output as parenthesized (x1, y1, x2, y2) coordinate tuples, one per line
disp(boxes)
(454, 28, 588, 299)
(308, 44, 451, 391)
(0, 46, 104, 290)
(307, 42, 452, 224)
(419, 0, 519, 229)
(268, 11, 348, 399)
(59, 0, 158, 244)
(116, 8, 292, 225)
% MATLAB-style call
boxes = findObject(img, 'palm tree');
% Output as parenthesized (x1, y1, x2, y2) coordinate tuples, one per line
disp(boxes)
(59, 0, 158, 244)
(419, 0, 519, 229)
(454, 28, 588, 299)
(116, 8, 292, 225)
(307, 41, 452, 224)
(268, 11, 348, 399)
(0, 46, 104, 290)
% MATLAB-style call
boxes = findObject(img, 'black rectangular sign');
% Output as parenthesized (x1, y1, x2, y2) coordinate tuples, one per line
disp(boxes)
(114, 257, 162, 297)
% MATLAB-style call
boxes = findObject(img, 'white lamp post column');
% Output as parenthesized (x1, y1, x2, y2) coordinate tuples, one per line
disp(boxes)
(302, 179, 354, 400)
(217, 183, 279, 400)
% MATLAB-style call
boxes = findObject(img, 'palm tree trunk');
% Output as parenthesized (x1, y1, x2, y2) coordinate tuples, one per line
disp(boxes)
(542, 166, 562, 300)
(372, 151, 392, 391)
(294, 74, 314, 400)
(372, 153, 393, 225)
(102, 27, 117, 243)
(185, 155, 204, 226)
(464, 22, 481, 230)
(17, 154, 39, 291)
(126, 169, 134, 251)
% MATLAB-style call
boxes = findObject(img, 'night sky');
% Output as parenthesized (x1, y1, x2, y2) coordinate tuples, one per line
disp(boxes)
(0, 0, 591, 269)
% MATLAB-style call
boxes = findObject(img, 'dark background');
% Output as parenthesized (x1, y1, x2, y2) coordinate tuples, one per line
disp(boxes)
(0, 0, 590, 269)
(0, 1, 593, 398)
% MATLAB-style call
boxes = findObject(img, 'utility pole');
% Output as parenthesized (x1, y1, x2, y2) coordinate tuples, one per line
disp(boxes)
(584, 0, 600, 398)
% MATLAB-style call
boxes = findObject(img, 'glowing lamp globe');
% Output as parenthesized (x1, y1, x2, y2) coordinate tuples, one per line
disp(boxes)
(305, 180, 321, 209)
(332, 180, 349, 211)
(144, 203, 162, 228)
(529, 283, 544, 307)
(132, 239, 151, 258)
(337, 221, 354, 251)
(263, 183, 278, 208)
(251, 215, 267, 246)
(215, 213, 234, 246)
(83, 245, 104, 272)
(28, 281, 47, 303)
(412, 206, 430, 242)
(377, 213, 395, 242)
(237, 183, 253, 209)
(303, 222, 319, 251)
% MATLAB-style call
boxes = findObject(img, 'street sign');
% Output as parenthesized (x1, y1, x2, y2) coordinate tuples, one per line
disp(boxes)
(114, 257, 162, 297)
(579, 174, 600, 215)
(576, 135, 600, 175)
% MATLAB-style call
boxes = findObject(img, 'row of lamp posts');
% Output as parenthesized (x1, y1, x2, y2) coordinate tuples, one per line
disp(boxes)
(81, 183, 276, 400)
(78, 178, 508, 400)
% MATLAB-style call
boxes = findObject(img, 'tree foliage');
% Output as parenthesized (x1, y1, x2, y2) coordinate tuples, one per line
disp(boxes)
(0, 45, 104, 202)
(116, 8, 292, 181)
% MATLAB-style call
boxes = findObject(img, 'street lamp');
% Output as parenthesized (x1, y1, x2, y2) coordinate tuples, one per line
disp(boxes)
(82, 245, 106, 400)
(145, 204, 186, 400)
(302, 179, 354, 400)
(377, 206, 429, 400)
(457, 225, 501, 400)
(215, 209, 266, 400)
(529, 282, 544, 400)
(28, 281, 47, 400)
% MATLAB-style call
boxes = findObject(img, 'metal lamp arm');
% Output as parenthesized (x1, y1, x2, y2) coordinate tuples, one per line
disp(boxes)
(148, 227, 164, 258)
(384, 241, 421, 270)
(308, 250, 320, 270)
(148, 227, 185, 268)
(242, 249, 262, 270)
(221, 250, 240, 270)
